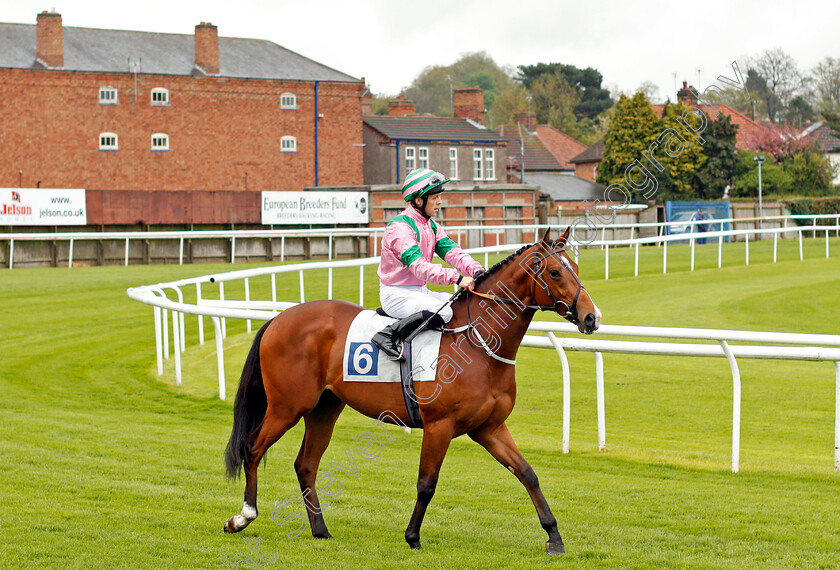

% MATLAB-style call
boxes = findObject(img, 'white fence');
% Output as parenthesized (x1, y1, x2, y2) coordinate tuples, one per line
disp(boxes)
(127, 224, 840, 473)
(6, 213, 840, 269)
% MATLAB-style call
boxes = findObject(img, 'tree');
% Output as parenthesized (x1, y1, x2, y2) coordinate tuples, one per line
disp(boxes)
(597, 91, 661, 192)
(810, 57, 840, 115)
(485, 86, 531, 128)
(733, 150, 793, 197)
(785, 95, 815, 126)
(695, 113, 739, 200)
(654, 102, 707, 200)
(516, 62, 612, 120)
(636, 80, 661, 104)
(403, 52, 515, 116)
(529, 72, 580, 133)
(747, 48, 804, 123)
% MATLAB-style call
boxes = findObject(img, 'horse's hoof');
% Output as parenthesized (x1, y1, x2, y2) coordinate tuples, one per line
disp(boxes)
(545, 541, 565, 555)
(313, 531, 333, 539)
(224, 514, 251, 533)
(223, 518, 239, 533)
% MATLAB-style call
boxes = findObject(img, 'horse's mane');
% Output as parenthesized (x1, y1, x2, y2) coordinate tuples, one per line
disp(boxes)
(473, 238, 566, 288)
(473, 242, 533, 288)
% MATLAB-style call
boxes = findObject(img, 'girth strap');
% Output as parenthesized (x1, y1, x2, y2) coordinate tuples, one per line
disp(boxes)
(399, 341, 423, 428)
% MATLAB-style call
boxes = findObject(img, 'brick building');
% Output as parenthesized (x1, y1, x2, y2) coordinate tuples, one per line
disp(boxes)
(362, 88, 506, 185)
(362, 88, 537, 246)
(0, 11, 364, 226)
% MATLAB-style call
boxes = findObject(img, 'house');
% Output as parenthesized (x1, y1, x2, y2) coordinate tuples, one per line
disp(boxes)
(363, 88, 506, 185)
(799, 121, 840, 185)
(662, 81, 768, 148)
(0, 11, 364, 227)
(362, 88, 536, 245)
(493, 112, 606, 217)
(569, 140, 603, 182)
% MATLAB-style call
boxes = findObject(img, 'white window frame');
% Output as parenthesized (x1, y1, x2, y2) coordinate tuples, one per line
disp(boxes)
(150, 88, 169, 106)
(280, 135, 297, 152)
(99, 86, 118, 105)
(449, 147, 458, 180)
(405, 147, 416, 172)
(485, 148, 496, 180)
(151, 133, 170, 151)
(99, 132, 118, 151)
(280, 92, 297, 109)
(418, 147, 429, 170)
(473, 148, 483, 180)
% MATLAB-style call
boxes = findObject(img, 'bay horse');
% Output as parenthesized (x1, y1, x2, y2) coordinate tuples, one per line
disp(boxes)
(223, 228, 600, 554)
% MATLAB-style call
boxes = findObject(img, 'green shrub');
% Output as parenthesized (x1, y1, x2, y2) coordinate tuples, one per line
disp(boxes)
(783, 196, 840, 225)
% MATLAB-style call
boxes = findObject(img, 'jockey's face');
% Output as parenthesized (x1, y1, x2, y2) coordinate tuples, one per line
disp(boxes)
(420, 193, 443, 218)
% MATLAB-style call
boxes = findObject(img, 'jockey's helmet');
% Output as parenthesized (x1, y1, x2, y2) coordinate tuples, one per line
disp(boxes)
(401, 168, 449, 202)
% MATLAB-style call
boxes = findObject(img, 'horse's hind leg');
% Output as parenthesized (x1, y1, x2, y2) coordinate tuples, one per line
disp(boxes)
(294, 390, 345, 539)
(469, 422, 565, 555)
(224, 409, 300, 533)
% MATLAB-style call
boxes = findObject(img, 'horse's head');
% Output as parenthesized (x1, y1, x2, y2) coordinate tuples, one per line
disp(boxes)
(530, 227, 601, 334)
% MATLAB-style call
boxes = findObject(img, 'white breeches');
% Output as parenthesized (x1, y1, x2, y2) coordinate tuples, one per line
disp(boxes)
(379, 284, 454, 322)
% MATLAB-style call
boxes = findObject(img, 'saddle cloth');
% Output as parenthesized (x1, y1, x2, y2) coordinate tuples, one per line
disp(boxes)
(342, 310, 441, 383)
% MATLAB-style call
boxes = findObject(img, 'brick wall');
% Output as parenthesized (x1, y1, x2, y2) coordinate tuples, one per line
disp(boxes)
(0, 68, 364, 203)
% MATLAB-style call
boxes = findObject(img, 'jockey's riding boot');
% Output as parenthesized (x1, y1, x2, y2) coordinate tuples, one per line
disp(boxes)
(372, 310, 445, 361)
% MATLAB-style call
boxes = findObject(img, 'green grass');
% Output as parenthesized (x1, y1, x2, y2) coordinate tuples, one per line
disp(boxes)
(2, 237, 840, 569)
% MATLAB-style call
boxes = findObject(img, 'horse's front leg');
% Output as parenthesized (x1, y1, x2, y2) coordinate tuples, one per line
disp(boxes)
(470, 422, 564, 555)
(404, 421, 454, 550)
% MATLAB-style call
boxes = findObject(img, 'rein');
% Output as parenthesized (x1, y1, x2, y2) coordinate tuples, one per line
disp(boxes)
(443, 245, 586, 366)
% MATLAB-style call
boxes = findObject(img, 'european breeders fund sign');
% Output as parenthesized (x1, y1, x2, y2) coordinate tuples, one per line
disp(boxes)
(0, 188, 87, 226)
(261, 191, 369, 225)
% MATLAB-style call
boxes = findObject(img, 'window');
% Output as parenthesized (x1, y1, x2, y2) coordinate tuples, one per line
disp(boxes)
(449, 148, 458, 180)
(485, 148, 495, 180)
(150, 88, 169, 106)
(418, 147, 429, 169)
(99, 87, 118, 104)
(473, 148, 483, 180)
(280, 135, 297, 152)
(280, 92, 297, 109)
(99, 132, 118, 150)
(151, 133, 170, 151)
(405, 147, 416, 172)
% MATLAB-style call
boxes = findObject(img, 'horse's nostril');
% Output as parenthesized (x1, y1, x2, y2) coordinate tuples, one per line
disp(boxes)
(584, 313, 596, 329)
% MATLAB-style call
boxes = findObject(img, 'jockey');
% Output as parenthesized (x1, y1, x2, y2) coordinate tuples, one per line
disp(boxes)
(373, 168, 484, 360)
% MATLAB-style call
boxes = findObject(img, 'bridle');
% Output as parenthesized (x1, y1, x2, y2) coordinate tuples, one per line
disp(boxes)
(444, 244, 586, 366)
(468, 246, 585, 325)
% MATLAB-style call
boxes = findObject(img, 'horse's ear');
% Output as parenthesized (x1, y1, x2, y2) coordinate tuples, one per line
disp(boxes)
(541, 228, 551, 243)
(557, 226, 571, 246)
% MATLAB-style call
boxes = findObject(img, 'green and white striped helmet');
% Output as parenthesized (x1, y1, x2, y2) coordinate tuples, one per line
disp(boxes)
(402, 168, 449, 202)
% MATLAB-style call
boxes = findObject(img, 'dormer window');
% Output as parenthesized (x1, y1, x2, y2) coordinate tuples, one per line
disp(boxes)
(151, 88, 169, 106)
(280, 92, 297, 109)
(99, 87, 118, 105)
(151, 133, 170, 151)
(99, 132, 118, 151)
(280, 136, 297, 152)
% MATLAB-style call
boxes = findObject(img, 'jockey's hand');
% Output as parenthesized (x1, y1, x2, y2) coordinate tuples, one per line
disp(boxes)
(459, 275, 476, 291)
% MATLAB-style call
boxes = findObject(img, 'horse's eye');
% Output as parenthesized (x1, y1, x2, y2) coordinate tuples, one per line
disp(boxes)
(548, 269, 561, 279)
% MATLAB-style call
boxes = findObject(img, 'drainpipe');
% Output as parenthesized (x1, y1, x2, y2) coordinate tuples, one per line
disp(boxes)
(314, 81, 320, 187)
(396, 139, 402, 184)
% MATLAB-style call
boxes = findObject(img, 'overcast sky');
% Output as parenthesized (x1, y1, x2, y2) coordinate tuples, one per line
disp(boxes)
(6, 0, 839, 101)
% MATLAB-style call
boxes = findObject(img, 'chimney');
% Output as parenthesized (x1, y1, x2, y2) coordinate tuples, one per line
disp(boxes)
(360, 78, 373, 116)
(677, 81, 698, 107)
(36, 11, 63, 68)
(453, 86, 485, 125)
(388, 96, 416, 117)
(194, 22, 219, 75)
(514, 111, 537, 132)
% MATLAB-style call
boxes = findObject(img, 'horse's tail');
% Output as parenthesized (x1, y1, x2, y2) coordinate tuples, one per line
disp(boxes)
(225, 319, 272, 479)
